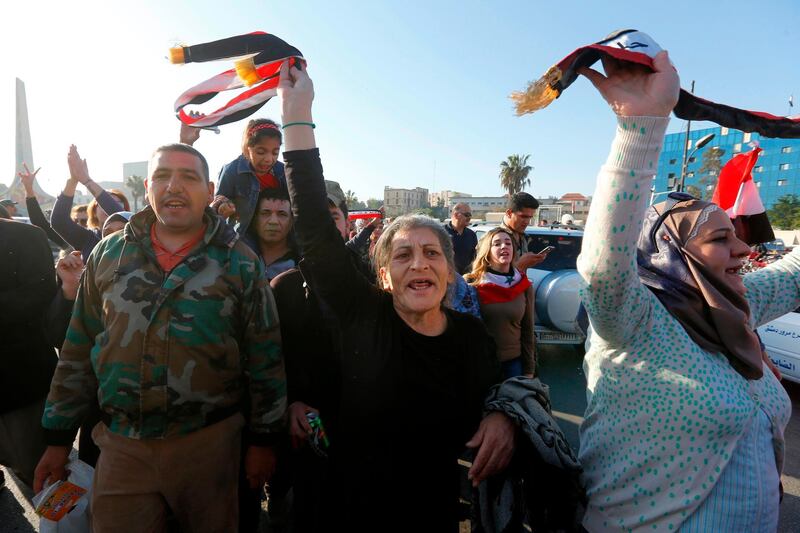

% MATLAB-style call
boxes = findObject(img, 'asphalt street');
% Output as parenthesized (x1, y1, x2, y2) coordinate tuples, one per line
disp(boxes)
(3, 345, 800, 531)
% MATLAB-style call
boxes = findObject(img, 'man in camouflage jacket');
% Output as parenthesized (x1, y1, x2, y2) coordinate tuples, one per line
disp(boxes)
(34, 144, 286, 531)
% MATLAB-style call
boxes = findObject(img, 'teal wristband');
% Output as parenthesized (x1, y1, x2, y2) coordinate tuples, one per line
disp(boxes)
(282, 121, 316, 129)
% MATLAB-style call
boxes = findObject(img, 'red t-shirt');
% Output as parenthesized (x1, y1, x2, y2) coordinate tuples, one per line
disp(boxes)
(256, 171, 279, 189)
(150, 224, 207, 272)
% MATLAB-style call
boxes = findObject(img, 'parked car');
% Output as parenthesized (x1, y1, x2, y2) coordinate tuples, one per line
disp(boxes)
(758, 308, 800, 385)
(472, 223, 585, 345)
(762, 239, 786, 253)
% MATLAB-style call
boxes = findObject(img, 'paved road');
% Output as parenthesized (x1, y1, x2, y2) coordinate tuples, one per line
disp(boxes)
(3, 346, 800, 531)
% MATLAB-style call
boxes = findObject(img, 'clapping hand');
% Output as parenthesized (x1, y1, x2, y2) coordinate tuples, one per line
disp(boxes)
(67, 145, 91, 184)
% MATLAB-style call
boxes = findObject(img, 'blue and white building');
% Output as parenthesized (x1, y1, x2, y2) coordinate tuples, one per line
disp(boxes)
(652, 126, 800, 208)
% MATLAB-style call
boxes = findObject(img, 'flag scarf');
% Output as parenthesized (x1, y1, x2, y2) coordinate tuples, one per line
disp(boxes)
(170, 32, 304, 129)
(475, 270, 532, 306)
(512, 29, 800, 138)
(711, 147, 775, 245)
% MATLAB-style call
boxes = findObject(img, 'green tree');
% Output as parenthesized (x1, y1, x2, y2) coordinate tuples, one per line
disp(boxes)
(695, 147, 725, 200)
(685, 185, 703, 199)
(0, 183, 8, 197)
(767, 194, 800, 229)
(124, 175, 146, 211)
(499, 154, 533, 197)
(365, 198, 383, 209)
(345, 190, 366, 210)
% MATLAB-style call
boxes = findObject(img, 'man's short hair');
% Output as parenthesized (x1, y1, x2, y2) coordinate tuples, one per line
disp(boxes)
(507, 192, 539, 212)
(151, 143, 210, 183)
(257, 186, 291, 205)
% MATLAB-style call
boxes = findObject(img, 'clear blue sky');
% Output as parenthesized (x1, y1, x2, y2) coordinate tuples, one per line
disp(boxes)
(2, 0, 798, 202)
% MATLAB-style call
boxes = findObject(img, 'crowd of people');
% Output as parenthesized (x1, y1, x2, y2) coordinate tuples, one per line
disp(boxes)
(1, 49, 799, 533)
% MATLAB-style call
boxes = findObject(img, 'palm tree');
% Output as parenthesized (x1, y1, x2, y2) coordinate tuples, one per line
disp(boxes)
(345, 189, 360, 210)
(499, 154, 533, 197)
(124, 175, 146, 211)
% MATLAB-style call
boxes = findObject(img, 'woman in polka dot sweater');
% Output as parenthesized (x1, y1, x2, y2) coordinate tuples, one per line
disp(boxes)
(576, 51, 800, 532)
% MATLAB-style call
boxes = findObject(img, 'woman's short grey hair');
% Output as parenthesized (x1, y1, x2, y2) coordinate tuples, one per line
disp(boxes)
(372, 214, 456, 284)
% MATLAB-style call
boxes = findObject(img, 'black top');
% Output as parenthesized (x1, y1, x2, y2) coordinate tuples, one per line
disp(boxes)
(0, 219, 57, 414)
(26, 196, 70, 249)
(285, 149, 501, 531)
(445, 222, 478, 275)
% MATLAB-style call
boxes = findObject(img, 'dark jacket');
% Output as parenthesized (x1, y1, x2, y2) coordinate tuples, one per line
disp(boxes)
(26, 196, 70, 249)
(51, 192, 124, 263)
(0, 219, 58, 414)
(217, 155, 287, 237)
(285, 148, 501, 531)
(445, 222, 478, 275)
(468, 377, 585, 533)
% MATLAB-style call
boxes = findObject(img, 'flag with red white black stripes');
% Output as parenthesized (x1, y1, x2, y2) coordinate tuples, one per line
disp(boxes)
(711, 147, 775, 246)
(170, 32, 304, 129)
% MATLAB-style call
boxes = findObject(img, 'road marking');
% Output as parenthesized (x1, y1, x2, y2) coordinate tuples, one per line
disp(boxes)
(552, 410, 584, 426)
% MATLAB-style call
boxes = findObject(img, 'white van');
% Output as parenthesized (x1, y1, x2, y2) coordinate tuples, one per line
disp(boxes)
(758, 309, 800, 384)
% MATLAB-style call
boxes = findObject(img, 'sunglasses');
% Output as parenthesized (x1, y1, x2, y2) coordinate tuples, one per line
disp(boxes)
(458, 212, 472, 218)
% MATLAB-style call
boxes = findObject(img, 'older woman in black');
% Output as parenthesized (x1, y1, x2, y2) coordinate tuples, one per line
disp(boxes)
(278, 62, 515, 532)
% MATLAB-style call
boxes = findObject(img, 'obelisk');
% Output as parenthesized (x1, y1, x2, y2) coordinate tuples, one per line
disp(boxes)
(10, 78, 53, 209)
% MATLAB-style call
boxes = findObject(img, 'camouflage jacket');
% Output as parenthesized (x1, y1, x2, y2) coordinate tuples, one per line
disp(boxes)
(42, 207, 286, 445)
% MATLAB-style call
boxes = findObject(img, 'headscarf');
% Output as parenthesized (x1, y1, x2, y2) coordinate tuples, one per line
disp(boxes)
(636, 193, 763, 379)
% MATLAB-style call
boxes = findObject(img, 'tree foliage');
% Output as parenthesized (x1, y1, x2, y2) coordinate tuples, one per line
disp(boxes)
(365, 198, 383, 209)
(767, 194, 800, 230)
(345, 189, 366, 210)
(124, 175, 146, 211)
(695, 147, 726, 200)
(499, 154, 532, 197)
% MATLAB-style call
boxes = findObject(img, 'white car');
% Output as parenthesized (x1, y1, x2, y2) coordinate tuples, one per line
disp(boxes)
(758, 309, 800, 384)
(472, 224, 586, 345)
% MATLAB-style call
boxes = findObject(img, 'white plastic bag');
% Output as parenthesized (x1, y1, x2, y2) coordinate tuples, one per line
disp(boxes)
(32, 459, 94, 533)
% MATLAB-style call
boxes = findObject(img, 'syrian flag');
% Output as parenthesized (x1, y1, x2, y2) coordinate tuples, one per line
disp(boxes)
(711, 147, 775, 245)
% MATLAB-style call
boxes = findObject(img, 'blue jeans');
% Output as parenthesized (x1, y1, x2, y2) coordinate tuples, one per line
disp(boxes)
(501, 357, 523, 379)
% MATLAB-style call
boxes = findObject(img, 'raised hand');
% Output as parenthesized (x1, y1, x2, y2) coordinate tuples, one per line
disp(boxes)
(67, 145, 91, 184)
(179, 111, 205, 146)
(578, 50, 679, 118)
(277, 60, 314, 124)
(18, 163, 41, 196)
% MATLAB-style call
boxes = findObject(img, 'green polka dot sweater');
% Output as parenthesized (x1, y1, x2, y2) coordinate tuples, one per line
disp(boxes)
(577, 116, 799, 532)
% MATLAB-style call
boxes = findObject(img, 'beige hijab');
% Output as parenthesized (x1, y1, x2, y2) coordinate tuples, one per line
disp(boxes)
(637, 199, 763, 379)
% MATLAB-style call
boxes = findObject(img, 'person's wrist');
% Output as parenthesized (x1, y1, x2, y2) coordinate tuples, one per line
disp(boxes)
(281, 111, 313, 125)
(62, 282, 79, 299)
